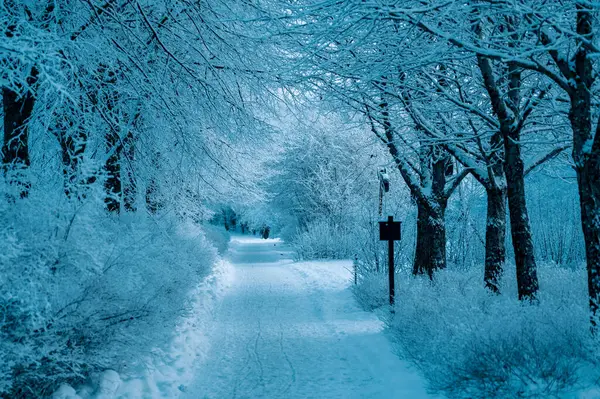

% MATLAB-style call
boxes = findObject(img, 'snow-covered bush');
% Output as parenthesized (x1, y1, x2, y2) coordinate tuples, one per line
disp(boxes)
(352, 272, 389, 311)
(0, 192, 218, 398)
(202, 223, 232, 256)
(291, 221, 354, 260)
(387, 265, 600, 398)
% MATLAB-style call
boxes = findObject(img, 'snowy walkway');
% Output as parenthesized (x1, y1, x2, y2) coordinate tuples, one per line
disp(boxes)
(183, 236, 432, 399)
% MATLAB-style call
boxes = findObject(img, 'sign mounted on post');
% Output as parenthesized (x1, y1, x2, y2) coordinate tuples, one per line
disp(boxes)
(379, 216, 401, 241)
(379, 215, 401, 307)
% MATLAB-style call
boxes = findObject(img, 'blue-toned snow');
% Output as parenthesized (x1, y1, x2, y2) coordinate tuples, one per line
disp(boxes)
(182, 237, 432, 399)
(54, 236, 434, 398)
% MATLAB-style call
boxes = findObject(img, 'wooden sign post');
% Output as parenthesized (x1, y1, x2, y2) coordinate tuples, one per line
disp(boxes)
(379, 215, 401, 306)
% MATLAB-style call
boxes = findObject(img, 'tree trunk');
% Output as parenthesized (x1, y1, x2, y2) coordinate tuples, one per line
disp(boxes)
(413, 199, 447, 277)
(101, 66, 123, 213)
(145, 151, 162, 214)
(2, 71, 37, 198)
(566, 6, 600, 327)
(223, 209, 230, 231)
(371, 84, 458, 279)
(476, 52, 539, 300)
(568, 61, 600, 325)
(413, 148, 450, 278)
(145, 179, 160, 214)
(484, 186, 506, 293)
(576, 148, 600, 326)
(104, 130, 121, 213)
(122, 131, 136, 212)
(503, 131, 539, 300)
(59, 126, 87, 199)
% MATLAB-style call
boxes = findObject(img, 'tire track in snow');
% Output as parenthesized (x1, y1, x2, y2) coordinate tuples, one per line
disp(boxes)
(252, 320, 265, 393)
(278, 325, 297, 395)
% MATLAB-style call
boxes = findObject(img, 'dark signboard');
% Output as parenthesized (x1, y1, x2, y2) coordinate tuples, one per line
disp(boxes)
(379, 216, 401, 241)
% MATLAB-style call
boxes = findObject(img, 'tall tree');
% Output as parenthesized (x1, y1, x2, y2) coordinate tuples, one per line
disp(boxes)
(365, 80, 468, 276)
(390, 0, 600, 316)
(1, 2, 52, 198)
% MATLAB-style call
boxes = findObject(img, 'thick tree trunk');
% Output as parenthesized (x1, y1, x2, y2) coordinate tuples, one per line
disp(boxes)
(413, 148, 450, 278)
(2, 88, 33, 168)
(569, 66, 600, 325)
(2, 74, 37, 198)
(566, 6, 600, 327)
(476, 52, 539, 300)
(484, 186, 506, 293)
(413, 199, 447, 277)
(503, 132, 539, 300)
(576, 150, 600, 326)
(372, 86, 458, 279)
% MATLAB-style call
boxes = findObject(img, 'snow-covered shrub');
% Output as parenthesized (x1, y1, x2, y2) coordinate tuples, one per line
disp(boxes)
(0, 192, 218, 398)
(202, 223, 231, 255)
(387, 265, 600, 398)
(352, 272, 389, 311)
(291, 221, 353, 260)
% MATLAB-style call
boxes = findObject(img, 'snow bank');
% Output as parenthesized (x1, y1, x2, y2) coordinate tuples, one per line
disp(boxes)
(361, 264, 600, 398)
(0, 194, 222, 397)
(50, 258, 234, 398)
(105, 258, 235, 398)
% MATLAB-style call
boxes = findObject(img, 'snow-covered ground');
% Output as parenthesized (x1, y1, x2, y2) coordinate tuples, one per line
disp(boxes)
(53, 252, 235, 399)
(181, 236, 433, 399)
(55, 236, 434, 398)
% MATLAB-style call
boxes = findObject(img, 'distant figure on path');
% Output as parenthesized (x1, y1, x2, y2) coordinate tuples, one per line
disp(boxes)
(260, 225, 270, 239)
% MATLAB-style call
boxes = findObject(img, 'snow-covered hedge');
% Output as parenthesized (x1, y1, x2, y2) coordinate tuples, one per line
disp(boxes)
(290, 221, 354, 261)
(352, 272, 389, 311)
(374, 265, 600, 398)
(0, 193, 219, 398)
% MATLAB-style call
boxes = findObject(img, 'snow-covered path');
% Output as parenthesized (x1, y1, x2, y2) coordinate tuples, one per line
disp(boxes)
(183, 236, 432, 399)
